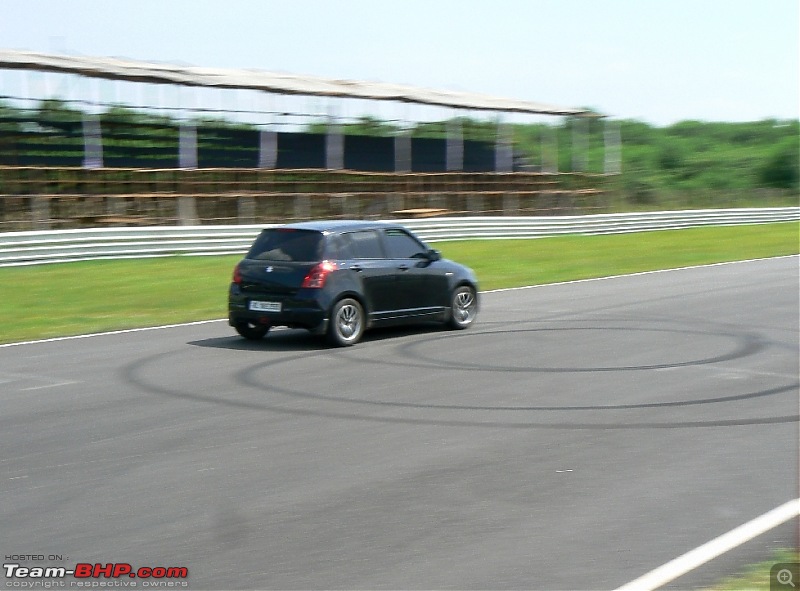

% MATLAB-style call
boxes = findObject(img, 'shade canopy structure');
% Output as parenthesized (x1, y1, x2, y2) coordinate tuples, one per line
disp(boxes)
(0, 49, 596, 117)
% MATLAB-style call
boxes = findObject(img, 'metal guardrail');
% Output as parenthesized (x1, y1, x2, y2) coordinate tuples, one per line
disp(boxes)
(1, 208, 797, 267)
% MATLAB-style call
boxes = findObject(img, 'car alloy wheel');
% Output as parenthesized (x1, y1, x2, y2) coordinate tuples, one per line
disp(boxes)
(448, 285, 477, 329)
(328, 298, 365, 346)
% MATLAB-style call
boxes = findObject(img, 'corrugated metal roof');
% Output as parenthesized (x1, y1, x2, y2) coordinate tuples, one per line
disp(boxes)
(0, 49, 595, 117)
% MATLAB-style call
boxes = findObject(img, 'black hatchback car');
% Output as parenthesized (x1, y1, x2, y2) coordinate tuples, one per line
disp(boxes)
(228, 220, 479, 346)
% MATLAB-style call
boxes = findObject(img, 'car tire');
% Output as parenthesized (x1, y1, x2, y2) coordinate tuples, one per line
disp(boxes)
(447, 285, 477, 329)
(234, 320, 270, 340)
(328, 298, 365, 347)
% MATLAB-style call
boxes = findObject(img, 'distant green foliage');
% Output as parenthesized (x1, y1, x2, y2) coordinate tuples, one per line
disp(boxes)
(511, 117, 799, 206)
(306, 115, 399, 136)
(760, 140, 800, 188)
(306, 115, 499, 140)
(35, 98, 83, 125)
(411, 118, 499, 141)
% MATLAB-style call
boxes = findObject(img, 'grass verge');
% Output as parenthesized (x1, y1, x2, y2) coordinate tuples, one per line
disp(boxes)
(704, 549, 799, 590)
(0, 222, 797, 344)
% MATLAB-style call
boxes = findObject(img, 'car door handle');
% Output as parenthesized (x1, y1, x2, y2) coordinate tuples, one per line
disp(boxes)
(350, 264, 363, 272)
(397, 264, 409, 271)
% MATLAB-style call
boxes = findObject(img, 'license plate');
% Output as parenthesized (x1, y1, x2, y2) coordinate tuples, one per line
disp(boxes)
(249, 300, 281, 312)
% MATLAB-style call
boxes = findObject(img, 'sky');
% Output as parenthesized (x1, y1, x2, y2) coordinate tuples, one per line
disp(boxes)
(1, 0, 798, 126)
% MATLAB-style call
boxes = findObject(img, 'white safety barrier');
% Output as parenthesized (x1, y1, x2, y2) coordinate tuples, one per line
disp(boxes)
(1, 208, 797, 267)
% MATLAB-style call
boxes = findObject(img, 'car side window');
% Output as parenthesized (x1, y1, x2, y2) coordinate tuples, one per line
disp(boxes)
(343, 230, 384, 259)
(324, 234, 354, 260)
(383, 228, 427, 259)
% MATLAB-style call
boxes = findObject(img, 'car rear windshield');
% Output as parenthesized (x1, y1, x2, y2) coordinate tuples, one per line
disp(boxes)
(246, 229, 324, 262)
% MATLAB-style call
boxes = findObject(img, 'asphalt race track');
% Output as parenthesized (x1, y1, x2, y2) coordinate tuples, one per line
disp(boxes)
(2, 257, 798, 590)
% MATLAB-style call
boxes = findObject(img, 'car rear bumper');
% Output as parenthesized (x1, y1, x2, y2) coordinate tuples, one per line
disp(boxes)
(228, 289, 328, 332)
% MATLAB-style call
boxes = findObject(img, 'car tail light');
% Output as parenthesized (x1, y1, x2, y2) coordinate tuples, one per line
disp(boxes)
(301, 261, 337, 288)
(232, 264, 242, 284)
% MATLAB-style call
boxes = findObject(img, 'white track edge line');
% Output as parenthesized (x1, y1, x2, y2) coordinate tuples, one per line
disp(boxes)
(614, 498, 800, 591)
(2, 255, 797, 348)
(0, 319, 226, 348)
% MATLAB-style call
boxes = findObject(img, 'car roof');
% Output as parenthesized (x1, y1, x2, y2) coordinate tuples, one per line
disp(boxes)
(273, 220, 403, 233)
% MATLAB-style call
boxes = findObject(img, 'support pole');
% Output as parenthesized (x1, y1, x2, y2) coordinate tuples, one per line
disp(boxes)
(82, 113, 103, 169)
(325, 102, 344, 170)
(495, 117, 513, 172)
(446, 115, 463, 171)
(394, 131, 411, 173)
(572, 116, 589, 173)
(392, 127, 411, 213)
(542, 124, 559, 174)
(179, 121, 198, 169)
(604, 118, 622, 175)
(177, 112, 199, 225)
(259, 128, 278, 168)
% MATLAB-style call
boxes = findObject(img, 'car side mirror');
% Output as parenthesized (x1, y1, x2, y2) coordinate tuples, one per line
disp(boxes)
(427, 249, 441, 261)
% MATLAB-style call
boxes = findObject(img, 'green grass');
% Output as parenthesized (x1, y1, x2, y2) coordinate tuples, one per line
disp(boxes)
(704, 549, 799, 590)
(0, 222, 797, 344)
(0, 255, 241, 344)
(438, 222, 799, 291)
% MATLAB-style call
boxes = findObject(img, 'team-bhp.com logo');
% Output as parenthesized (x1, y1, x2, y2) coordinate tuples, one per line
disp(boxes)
(4, 562, 188, 587)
